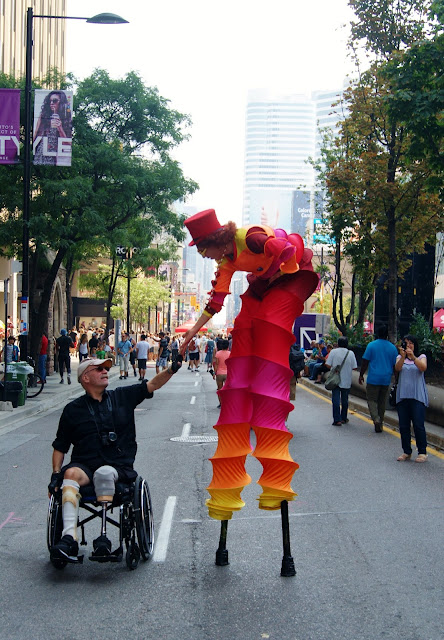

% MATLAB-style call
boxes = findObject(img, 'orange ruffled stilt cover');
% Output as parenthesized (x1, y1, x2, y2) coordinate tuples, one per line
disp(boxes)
(206, 287, 304, 520)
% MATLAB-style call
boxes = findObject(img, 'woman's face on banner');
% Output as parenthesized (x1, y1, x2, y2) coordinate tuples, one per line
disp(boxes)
(49, 94, 61, 113)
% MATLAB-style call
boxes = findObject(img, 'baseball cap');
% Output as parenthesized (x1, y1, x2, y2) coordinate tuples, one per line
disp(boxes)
(77, 357, 113, 381)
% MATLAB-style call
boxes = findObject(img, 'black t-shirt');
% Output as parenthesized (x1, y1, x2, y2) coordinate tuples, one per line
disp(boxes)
(89, 336, 99, 350)
(159, 338, 169, 358)
(52, 383, 153, 471)
(56, 335, 73, 357)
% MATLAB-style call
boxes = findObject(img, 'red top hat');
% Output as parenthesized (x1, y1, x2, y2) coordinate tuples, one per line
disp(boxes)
(184, 209, 223, 246)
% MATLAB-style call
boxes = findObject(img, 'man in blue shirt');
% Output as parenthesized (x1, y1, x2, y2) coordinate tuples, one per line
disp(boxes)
(117, 332, 133, 380)
(359, 325, 398, 432)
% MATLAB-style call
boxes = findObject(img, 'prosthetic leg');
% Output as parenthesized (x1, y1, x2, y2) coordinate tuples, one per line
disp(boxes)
(90, 465, 119, 562)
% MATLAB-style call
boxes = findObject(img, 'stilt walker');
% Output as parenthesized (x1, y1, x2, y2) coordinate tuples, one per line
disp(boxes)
(180, 210, 319, 575)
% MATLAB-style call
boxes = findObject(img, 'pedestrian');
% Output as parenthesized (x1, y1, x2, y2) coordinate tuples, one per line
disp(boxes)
(88, 332, 99, 356)
(358, 325, 398, 432)
(1, 335, 19, 363)
(199, 334, 207, 364)
(188, 334, 200, 371)
(95, 340, 106, 360)
(117, 332, 132, 379)
(394, 334, 428, 463)
(39, 333, 49, 382)
(135, 334, 150, 380)
(152, 332, 169, 374)
(48, 353, 183, 563)
(325, 336, 358, 426)
(69, 327, 78, 358)
(129, 334, 138, 377)
(313, 343, 333, 383)
(309, 339, 327, 379)
(213, 339, 230, 408)
(205, 334, 215, 371)
(288, 342, 305, 400)
(55, 329, 73, 385)
(77, 333, 89, 362)
(170, 335, 180, 365)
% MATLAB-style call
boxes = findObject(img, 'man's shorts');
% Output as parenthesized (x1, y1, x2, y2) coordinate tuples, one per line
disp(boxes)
(61, 461, 137, 483)
(189, 352, 199, 361)
(138, 358, 147, 370)
(156, 356, 168, 368)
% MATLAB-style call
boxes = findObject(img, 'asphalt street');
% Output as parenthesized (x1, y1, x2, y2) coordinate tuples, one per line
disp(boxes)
(0, 365, 443, 640)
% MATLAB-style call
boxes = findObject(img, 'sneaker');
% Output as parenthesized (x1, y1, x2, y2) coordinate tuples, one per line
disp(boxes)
(67, 376, 71, 385)
(119, 376, 123, 380)
(59, 379, 64, 384)
(92, 534, 112, 557)
(51, 534, 79, 561)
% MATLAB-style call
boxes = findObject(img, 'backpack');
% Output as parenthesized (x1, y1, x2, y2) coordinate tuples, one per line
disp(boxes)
(289, 346, 305, 376)
(189, 338, 196, 351)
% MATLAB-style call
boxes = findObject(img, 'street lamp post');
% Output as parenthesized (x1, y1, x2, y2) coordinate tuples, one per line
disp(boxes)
(21, 8, 128, 360)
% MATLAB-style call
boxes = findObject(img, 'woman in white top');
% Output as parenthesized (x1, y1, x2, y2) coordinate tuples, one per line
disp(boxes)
(394, 334, 428, 462)
(77, 333, 89, 362)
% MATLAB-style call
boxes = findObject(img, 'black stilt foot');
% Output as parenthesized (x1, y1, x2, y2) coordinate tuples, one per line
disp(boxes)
(280, 500, 296, 577)
(215, 519, 229, 566)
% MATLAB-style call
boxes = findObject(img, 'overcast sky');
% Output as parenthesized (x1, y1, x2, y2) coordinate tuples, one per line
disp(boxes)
(67, 0, 356, 225)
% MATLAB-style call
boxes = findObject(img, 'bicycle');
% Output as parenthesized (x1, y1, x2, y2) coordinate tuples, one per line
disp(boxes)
(26, 356, 45, 398)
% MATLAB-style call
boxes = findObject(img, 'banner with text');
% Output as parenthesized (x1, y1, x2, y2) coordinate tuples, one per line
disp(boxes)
(0, 89, 20, 164)
(33, 89, 73, 166)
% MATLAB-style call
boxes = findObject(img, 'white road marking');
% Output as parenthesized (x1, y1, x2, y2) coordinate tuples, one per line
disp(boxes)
(190, 396, 196, 405)
(153, 496, 177, 562)
(181, 423, 191, 438)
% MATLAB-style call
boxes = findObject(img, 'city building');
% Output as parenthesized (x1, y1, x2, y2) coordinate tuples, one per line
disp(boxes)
(242, 88, 343, 245)
(0, 0, 67, 79)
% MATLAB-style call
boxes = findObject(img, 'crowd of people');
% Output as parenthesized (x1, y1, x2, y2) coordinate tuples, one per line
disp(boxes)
(289, 326, 430, 463)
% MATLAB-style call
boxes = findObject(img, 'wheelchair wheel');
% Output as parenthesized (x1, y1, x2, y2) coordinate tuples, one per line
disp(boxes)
(134, 476, 154, 561)
(126, 541, 141, 570)
(47, 495, 67, 569)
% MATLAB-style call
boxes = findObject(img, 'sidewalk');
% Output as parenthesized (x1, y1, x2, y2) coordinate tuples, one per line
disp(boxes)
(299, 374, 444, 453)
(0, 358, 155, 432)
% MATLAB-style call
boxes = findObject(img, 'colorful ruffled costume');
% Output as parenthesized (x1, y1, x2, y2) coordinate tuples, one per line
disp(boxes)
(185, 211, 319, 521)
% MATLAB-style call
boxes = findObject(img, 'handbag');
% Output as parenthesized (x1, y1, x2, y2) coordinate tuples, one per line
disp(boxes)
(388, 383, 397, 407)
(324, 351, 349, 391)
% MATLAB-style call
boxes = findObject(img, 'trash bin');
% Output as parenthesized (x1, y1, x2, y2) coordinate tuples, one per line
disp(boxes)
(0, 381, 24, 408)
(6, 362, 33, 406)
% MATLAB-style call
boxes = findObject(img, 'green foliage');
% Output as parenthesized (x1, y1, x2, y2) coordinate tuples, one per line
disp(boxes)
(313, 1, 443, 340)
(408, 312, 443, 360)
(345, 323, 373, 347)
(0, 68, 197, 356)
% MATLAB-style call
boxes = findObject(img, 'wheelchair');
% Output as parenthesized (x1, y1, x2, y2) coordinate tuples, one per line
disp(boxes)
(47, 475, 154, 571)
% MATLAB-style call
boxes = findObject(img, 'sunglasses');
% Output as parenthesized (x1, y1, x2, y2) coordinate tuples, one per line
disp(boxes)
(50, 97, 60, 103)
(94, 366, 110, 373)
(197, 247, 207, 257)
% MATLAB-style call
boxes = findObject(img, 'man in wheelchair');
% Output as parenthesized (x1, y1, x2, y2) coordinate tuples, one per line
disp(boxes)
(48, 354, 182, 564)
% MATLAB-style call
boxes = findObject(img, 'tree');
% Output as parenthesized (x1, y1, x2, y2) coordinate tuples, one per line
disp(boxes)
(79, 265, 170, 331)
(0, 69, 197, 360)
(316, 1, 443, 340)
